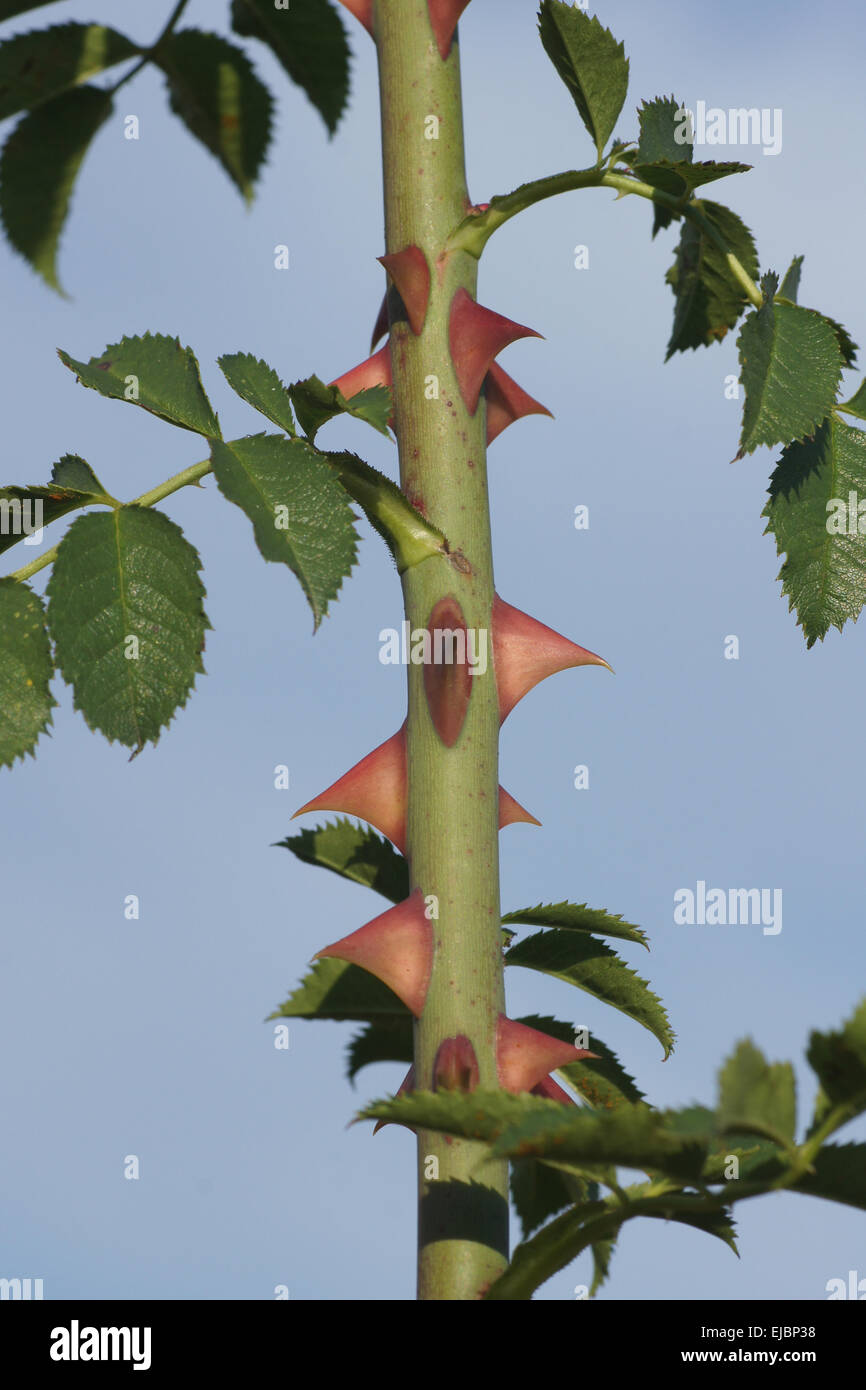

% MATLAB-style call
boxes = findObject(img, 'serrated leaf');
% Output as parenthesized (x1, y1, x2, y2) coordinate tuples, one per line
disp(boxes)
(0, 578, 55, 767)
(762, 417, 866, 647)
(665, 200, 759, 358)
(793, 1143, 866, 1212)
(717, 1039, 796, 1147)
(737, 273, 843, 454)
(0, 24, 138, 121)
(633, 159, 750, 223)
(156, 28, 272, 202)
(503, 900, 648, 949)
(326, 451, 446, 573)
(276, 818, 409, 903)
(538, 1, 629, 162)
(485, 1196, 611, 1300)
(778, 254, 804, 303)
(505, 932, 674, 1057)
(45, 508, 208, 753)
(346, 1016, 413, 1083)
(589, 1234, 615, 1296)
(492, 1104, 707, 1181)
(0, 454, 114, 557)
(0, 1, 66, 18)
(58, 333, 221, 437)
(806, 999, 866, 1135)
(361, 1087, 557, 1142)
(510, 1158, 576, 1239)
(231, 0, 349, 137)
(0, 84, 111, 291)
(636, 96, 690, 165)
(217, 352, 295, 435)
(209, 433, 357, 628)
(290, 374, 392, 442)
(271, 957, 411, 1022)
(825, 314, 858, 371)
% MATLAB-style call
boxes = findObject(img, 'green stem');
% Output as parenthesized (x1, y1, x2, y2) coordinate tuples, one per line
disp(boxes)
(106, 0, 191, 96)
(8, 458, 210, 583)
(446, 166, 762, 309)
(376, 0, 508, 1300)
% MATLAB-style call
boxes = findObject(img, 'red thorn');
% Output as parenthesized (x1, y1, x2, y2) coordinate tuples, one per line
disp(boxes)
(498, 785, 541, 831)
(330, 344, 392, 407)
(497, 1016, 594, 1094)
(448, 287, 542, 413)
(373, 1066, 416, 1135)
(371, 293, 389, 352)
(293, 725, 408, 852)
(492, 593, 611, 725)
(427, 0, 471, 58)
(532, 1074, 578, 1106)
(294, 722, 536, 850)
(433, 1036, 479, 1092)
(423, 597, 473, 747)
(316, 889, 432, 1017)
(336, 0, 374, 36)
(485, 361, 553, 444)
(378, 246, 431, 336)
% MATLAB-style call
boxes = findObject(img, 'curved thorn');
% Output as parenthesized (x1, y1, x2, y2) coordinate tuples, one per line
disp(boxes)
(371, 292, 389, 352)
(293, 725, 408, 853)
(378, 245, 431, 335)
(448, 287, 542, 413)
(316, 889, 432, 1017)
(336, 0, 374, 37)
(373, 1065, 416, 1134)
(492, 593, 612, 724)
(497, 1015, 595, 1094)
(485, 361, 553, 444)
(330, 343, 392, 404)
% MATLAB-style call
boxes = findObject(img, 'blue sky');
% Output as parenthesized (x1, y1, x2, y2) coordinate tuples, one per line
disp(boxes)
(2, 0, 865, 1301)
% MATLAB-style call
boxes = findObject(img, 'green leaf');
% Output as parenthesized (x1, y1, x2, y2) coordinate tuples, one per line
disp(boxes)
(0, 578, 55, 767)
(640, 1192, 738, 1256)
(276, 818, 409, 903)
(217, 352, 296, 435)
(778, 254, 804, 303)
(58, 333, 221, 437)
(510, 1158, 576, 1238)
(737, 272, 843, 454)
(806, 999, 866, 1136)
(665, 200, 759, 358)
(0, 454, 114, 557)
(503, 900, 648, 949)
(717, 1039, 796, 1147)
(838, 380, 866, 421)
(346, 1016, 413, 1083)
(0, 84, 112, 292)
(0, 24, 138, 121)
(360, 1087, 558, 1143)
(290, 374, 392, 442)
(505, 931, 674, 1057)
(825, 315, 858, 371)
(485, 1196, 610, 1300)
(537, 1, 629, 162)
(156, 28, 272, 202)
(46, 507, 208, 754)
(491, 1104, 707, 1181)
(589, 1234, 616, 1297)
(208, 433, 358, 629)
(231, 0, 349, 137)
(762, 417, 866, 647)
(636, 95, 689, 165)
(326, 451, 446, 573)
(793, 1143, 866, 1212)
(0, 0, 66, 18)
(270, 957, 412, 1023)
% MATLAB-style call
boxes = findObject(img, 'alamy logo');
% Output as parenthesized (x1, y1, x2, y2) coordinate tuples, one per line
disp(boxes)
(0, 496, 43, 545)
(673, 880, 782, 936)
(49, 1320, 152, 1371)
(674, 103, 782, 157)
(0, 1276, 43, 1299)
(826, 492, 866, 534)
(379, 621, 488, 675)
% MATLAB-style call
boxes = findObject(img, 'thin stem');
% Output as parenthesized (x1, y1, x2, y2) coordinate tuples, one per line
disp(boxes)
(446, 166, 762, 309)
(106, 0, 192, 97)
(7, 458, 211, 583)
